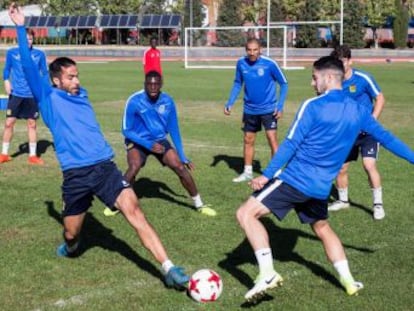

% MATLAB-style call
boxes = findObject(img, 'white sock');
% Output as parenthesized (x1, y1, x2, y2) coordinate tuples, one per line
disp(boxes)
(338, 188, 348, 202)
(333, 260, 354, 281)
(372, 187, 383, 205)
(255, 248, 274, 275)
(29, 142, 37, 157)
(192, 194, 203, 208)
(2, 142, 10, 155)
(161, 259, 174, 274)
(244, 165, 253, 175)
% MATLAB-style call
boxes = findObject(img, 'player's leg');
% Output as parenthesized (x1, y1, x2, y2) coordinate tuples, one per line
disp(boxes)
(262, 112, 279, 157)
(361, 138, 383, 220)
(57, 213, 86, 257)
(163, 147, 216, 216)
(311, 219, 363, 295)
(21, 97, 43, 164)
(0, 116, 16, 163)
(123, 144, 144, 184)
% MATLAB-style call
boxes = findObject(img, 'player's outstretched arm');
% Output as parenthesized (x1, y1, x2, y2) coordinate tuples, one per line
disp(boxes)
(8, 3, 25, 26)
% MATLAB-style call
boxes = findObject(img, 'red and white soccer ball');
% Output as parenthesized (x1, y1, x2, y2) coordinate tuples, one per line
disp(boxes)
(188, 269, 223, 303)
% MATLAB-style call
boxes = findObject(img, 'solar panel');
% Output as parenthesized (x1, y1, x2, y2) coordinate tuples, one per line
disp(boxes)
(28, 16, 39, 27)
(60, 16, 70, 28)
(152, 15, 161, 27)
(87, 16, 97, 27)
(37, 16, 48, 27)
(170, 15, 180, 27)
(68, 16, 79, 27)
(140, 15, 151, 27)
(100, 15, 111, 27)
(119, 15, 129, 27)
(109, 15, 120, 27)
(24, 16, 32, 27)
(128, 15, 139, 27)
(46, 16, 57, 27)
(77, 16, 88, 27)
(160, 15, 171, 27)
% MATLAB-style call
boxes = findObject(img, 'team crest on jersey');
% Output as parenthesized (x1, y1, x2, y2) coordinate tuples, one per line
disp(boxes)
(158, 105, 166, 114)
(257, 68, 265, 76)
(349, 85, 357, 93)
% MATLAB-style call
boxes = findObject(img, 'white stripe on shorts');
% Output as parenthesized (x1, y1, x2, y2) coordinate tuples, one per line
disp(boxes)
(256, 179, 283, 202)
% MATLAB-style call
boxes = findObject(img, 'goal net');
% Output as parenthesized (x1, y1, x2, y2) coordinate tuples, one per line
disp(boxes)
(184, 25, 301, 70)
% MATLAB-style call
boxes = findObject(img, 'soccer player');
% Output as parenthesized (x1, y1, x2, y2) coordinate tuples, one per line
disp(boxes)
(328, 45, 386, 220)
(8, 3, 189, 289)
(224, 38, 288, 183)
(236, 56, 414, 303)
(0, 28, 48, 165)
(143, 37, 162, 75)
(103, 71, 216, 217)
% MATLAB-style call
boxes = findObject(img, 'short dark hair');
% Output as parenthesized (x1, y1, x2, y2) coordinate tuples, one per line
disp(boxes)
(145, 70, 162, 81)
(245, 37, 261, 48)
(313, 56, 344, 74)
(330, 45, 351, 59)
(49, 57, 77, 83)
(26, 28, 35, 38)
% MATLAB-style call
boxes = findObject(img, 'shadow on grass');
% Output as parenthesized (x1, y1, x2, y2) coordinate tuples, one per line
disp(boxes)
(219, 217, 374, 307)
(132, 177, 194, 210)
(45, 200, 164, 282)
(210, 154, 262, 175)
(11, 139, 54, 158)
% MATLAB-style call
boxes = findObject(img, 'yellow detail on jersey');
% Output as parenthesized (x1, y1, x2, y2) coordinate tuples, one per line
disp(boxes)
(349, 85, 356, 93)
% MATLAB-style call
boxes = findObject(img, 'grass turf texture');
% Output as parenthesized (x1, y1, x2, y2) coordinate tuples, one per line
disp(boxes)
(0, 61, 413, 311)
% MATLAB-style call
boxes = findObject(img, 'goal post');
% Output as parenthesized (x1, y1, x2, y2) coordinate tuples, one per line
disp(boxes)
(184, 25, 297, 70)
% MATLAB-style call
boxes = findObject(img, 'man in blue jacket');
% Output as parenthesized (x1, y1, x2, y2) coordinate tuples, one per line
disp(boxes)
(109, 70, 216, 217)
(224, 38, 288, 183)
(236, 56, 414, 303)
(1, 28, 47, 165)
(8, 3, 189, 290)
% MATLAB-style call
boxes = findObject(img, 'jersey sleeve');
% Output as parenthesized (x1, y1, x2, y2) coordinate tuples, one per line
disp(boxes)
(38, 50, 48, 77)
(271, 63, 288, 112)
(262, 101, 313, 178)
(225, 61, 243, 109)
(2, 50, 12, 81)
(16, 26, 51, 104)
(167, 100, 189, 163)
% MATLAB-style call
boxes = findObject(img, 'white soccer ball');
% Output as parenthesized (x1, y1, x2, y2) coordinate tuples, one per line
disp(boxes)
(188, 269, 223, 303)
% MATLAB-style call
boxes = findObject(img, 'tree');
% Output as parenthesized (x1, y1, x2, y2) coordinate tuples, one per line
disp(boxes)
(343, 0, 366, 48)
(295, 0, 321, 48)
(216, 0, 245, 46)
(393, 0, 410, 48)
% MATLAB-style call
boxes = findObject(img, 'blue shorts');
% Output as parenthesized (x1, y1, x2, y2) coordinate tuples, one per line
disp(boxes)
(346, 132, 379, 162)
(125, 138, 173, 167)
(242, 112, 278, 132)
(252, 179, 328, 224)
(61, 160, 130, 216)
(6, 95, 39, 119)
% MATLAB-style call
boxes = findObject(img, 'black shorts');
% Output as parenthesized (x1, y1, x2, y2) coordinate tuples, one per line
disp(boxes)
(125, 138, 173, 167)
(6, 94, 39, 119)
(242, 112, 278, 132)
(252, 179, 328, 224)
(61, 160, 130, 216)
(346, 132, 379, 162)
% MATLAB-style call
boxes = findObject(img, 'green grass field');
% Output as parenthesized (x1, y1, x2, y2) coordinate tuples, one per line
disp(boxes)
(0, 60, 413, 311)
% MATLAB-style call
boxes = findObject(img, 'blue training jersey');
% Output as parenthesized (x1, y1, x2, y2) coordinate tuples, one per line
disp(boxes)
(3, 46, 48, 98)
(343, 68, 381, 114)
(262, 89, 414, 200)
(122, 90, 189, 163)
(225, 55, 288, 115)
(16, 26, 114, 171)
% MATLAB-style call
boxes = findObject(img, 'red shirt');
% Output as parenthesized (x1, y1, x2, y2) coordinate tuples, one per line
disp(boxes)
(143, 47, 162, 75)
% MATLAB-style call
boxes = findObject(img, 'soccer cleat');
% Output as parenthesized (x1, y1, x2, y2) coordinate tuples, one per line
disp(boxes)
(373, 204, 385, 220)
(232, 172, 253, 183)
(103, 207, 120, 217)
(328, 200, 350, 212)
(340, 277, 364, 296)
(197, 204, 217, 217)
(244, 271, 283, 302)
(164, 266, 190, 289)
(56, 243, 69, 257)
(0, 154, 12, 163)
(28, 155, 44, 165)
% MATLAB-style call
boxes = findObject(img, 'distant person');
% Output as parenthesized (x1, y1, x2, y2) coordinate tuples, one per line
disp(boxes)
(143, 37, 162, 75)
(0, 28, 48, 165)
(103, 71, 216, 217)
(224, 38, 288, 183)
(328, 45, 386, 220)
(9, 3, 189, 290)
(235, 56, 414, 302)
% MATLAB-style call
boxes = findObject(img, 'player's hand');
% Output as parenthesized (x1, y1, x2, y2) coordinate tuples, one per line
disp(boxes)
(273, 110, 283, 119)
(8, 3, 25, 26)
(248, 175, 269, 191)
(184, 161, 195, 171)
(4, 80, 11, 95)
(151, 142, 165, 154)
(224, 106, 231, 115)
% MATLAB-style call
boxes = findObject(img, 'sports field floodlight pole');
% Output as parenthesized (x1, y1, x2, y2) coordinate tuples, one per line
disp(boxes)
(267, 0, 270, 57)
(340, 0, 344, 45)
